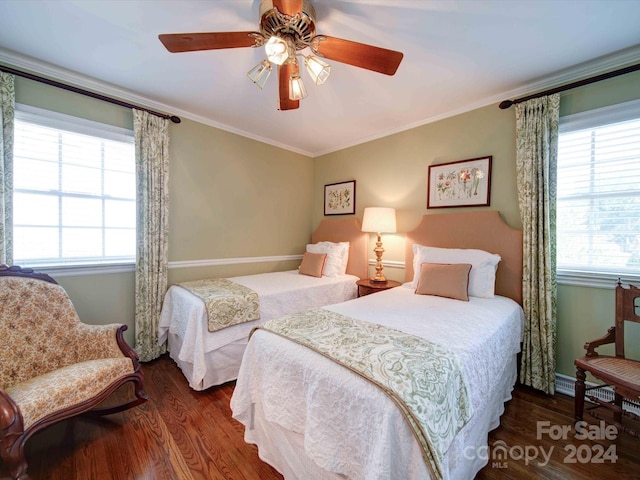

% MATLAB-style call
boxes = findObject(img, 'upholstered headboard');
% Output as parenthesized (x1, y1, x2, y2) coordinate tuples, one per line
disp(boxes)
(405, 211, 523, 305)
(312, 218, 368, 280)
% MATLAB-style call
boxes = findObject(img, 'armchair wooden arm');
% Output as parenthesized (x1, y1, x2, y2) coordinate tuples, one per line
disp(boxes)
(583, 326, 616, 357)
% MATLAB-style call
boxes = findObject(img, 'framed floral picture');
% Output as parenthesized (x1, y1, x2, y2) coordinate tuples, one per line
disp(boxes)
(324, 180, 356, 215)
(427, 156, 492, 208)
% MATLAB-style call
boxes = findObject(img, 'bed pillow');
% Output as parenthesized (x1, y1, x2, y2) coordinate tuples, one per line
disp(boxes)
(298, 252, 327, 278)
(306, 241, 349, 276)
(415, 262, 472, 301)
(316, 241, 350, 274)
(411, 244, 501, 298)
(337, 241, 350, 274)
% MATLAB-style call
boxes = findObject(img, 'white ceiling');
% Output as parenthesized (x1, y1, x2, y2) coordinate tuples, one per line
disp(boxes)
(0, 0, 639, 157)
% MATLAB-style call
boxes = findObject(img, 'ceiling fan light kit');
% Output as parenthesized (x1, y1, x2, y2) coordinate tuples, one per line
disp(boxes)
(288, 71, 307, 100)
(159, 0, 403, 111)
(247, 59, 272, 89)
(304, 55, 330, 86)
(264, 35, 290, 65)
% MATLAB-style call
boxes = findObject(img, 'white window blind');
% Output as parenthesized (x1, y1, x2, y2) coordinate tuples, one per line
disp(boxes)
(13, 105, 136, 268)
(557, 99, 640, 284)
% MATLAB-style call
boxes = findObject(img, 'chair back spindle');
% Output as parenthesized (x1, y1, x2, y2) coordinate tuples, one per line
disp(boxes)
(615, 281, 640, 358)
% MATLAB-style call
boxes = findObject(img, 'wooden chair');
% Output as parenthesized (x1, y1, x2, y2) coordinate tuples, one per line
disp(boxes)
(574, 280, 640, 437)
(0, 265, 148, 480)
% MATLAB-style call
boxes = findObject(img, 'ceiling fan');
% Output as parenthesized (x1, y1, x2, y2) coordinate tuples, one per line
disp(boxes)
(158, 0, 403, 111)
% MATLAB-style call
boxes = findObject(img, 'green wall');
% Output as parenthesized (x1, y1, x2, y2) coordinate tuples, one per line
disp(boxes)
(13, 65, 640, 378)
(312, 101, 520, 284)
(14, 76, 313, 346)
(313, 69, 640, 377)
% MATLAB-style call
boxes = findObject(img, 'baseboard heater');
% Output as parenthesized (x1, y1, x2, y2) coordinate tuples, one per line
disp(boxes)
(555, 373, 640, 416)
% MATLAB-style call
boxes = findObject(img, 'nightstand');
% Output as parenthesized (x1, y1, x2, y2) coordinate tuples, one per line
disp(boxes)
(356, 279, 402, 297)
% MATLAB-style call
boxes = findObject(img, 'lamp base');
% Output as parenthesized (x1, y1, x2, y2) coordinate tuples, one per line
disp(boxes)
(370, 233, 388, 284)
(369, 275, 388, 284)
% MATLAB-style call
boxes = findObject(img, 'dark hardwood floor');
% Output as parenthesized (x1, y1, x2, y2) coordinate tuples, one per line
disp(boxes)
(2, 354, 639, 480)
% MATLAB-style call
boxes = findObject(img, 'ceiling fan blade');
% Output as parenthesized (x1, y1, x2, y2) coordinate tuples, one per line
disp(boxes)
(312, 36, 403, 76)
(278, 63, 300, 111)
(272, 0, 303, 16)
(158, 32, 260, 53)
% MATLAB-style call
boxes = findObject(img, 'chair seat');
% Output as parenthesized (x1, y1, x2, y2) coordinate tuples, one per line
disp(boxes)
(5, 357, 134, 429)
(575, 355, 640, 399)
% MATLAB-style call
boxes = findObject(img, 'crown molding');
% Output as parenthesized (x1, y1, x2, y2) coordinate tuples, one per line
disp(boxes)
(492, 44, 640, 106)
(2, 44, 639, 159)
(0, 47, 313, 157)
(313, 44, 640, 157)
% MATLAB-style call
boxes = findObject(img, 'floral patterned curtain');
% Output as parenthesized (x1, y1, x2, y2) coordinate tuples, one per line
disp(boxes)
(515, 94, 559, 394)
(133, 110, 169, 362)
(0, 73, 14, 266)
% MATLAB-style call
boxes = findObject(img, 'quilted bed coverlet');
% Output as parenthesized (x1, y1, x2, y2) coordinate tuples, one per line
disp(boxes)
(231, 285, 525, 479)
(255, 308, 472, 479)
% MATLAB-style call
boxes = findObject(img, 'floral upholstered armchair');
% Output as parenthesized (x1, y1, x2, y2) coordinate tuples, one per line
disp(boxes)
(0, 265, 148, 480)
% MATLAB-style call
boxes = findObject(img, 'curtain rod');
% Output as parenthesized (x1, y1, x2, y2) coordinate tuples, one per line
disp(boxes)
(0, 64, 181, 124)
(499, 62, 640, 110)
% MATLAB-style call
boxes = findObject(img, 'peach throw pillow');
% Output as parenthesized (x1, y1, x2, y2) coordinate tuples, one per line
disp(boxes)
(299, 252, 327, 277)
(415, 262, 472, 301)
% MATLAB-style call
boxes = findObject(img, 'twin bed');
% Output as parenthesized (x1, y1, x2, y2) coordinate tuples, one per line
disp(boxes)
(158, 218, 369, 390)
(230, 211, 525, 480)
(158, 210, 524, 478)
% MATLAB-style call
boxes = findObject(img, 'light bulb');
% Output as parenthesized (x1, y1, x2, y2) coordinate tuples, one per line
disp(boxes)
(265, 36, 289, 66)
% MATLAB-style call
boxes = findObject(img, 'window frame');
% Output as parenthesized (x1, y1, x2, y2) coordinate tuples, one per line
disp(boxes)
(557, 99, 640, 288)
(13, 104, 136, 276)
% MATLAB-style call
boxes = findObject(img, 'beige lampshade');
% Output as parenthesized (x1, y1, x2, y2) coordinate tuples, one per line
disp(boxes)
(362, 207, 397, 233)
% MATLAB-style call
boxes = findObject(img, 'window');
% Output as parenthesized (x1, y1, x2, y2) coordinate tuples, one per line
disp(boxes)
(557, 99, 640, 286)
(13, 105, 136, 269)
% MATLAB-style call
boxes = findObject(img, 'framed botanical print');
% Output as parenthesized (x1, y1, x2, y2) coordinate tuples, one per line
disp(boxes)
(427, 156, 492, 208)
(324, 180, 356, 215)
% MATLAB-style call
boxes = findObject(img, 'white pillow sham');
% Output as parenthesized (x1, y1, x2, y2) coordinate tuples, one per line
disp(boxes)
(306, 241, 349, 276)
(411, 244, 501, 298)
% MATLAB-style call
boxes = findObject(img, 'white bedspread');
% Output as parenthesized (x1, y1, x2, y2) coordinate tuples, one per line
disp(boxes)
(231, 284, 524, 480)
(158, 270, 358, 389)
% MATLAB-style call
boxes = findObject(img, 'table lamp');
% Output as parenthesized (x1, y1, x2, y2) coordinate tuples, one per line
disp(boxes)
(361, 207, 397, 283)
